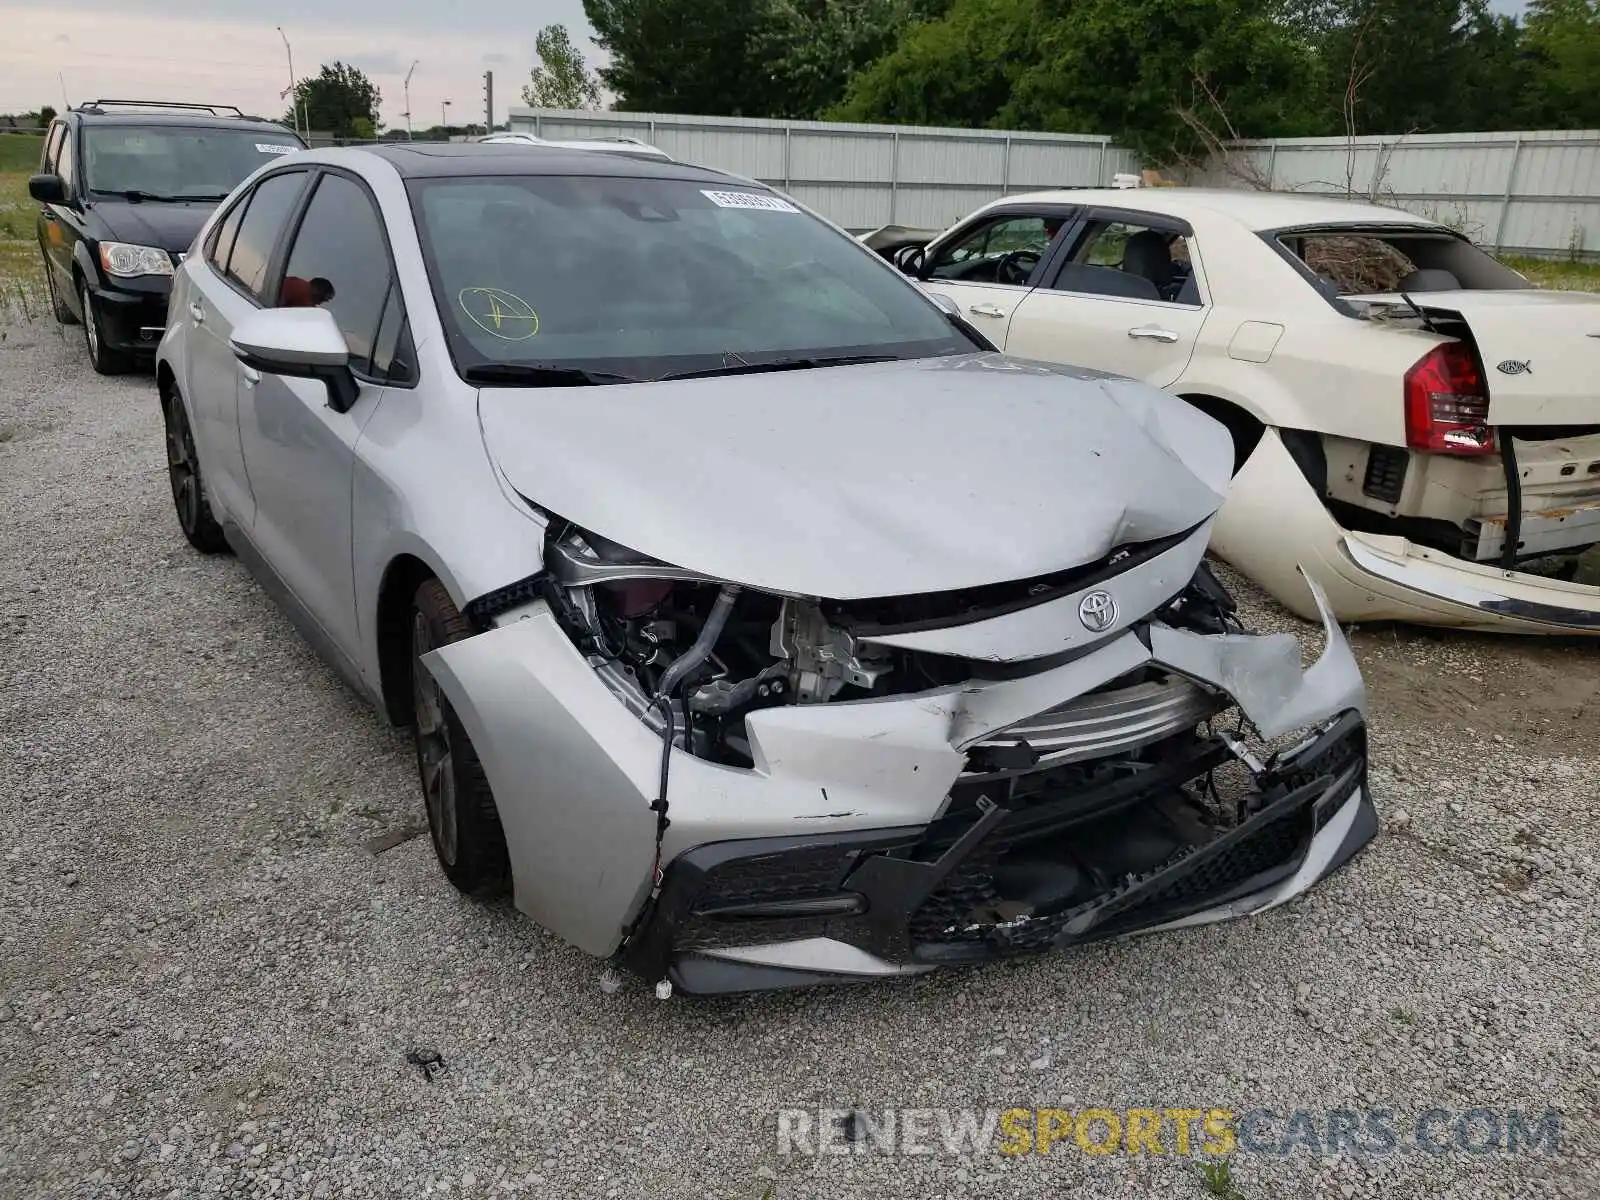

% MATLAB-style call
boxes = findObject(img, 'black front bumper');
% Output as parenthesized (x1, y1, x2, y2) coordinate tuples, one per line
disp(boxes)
(89, 277, 170, 354)
(620, 711, 1374, 994)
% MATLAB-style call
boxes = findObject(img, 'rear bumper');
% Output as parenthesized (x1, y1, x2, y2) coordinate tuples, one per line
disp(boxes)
(1214, 428, 1600, 633)
(1341, 534, 1600, 631)
(624, 712, 1373, 995)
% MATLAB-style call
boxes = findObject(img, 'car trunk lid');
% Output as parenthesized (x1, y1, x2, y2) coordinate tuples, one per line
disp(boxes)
(1352, 289, 1600, 427)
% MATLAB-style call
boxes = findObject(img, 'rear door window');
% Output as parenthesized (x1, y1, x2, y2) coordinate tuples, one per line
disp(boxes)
(1054, 216, 1201, 305)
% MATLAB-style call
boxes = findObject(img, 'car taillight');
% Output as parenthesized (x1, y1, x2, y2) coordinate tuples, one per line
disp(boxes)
(1404, 341, 1495, 456)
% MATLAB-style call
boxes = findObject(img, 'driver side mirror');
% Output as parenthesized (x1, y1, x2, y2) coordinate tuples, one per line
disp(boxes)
(230, 307, 360, 413)
(28, 173, 66, 204)
(893, 245, 926, 278)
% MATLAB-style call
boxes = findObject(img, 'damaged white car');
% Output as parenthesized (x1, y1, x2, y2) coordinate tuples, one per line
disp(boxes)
(155, 144, 1376, 994)
(872, 190, 1600, 634)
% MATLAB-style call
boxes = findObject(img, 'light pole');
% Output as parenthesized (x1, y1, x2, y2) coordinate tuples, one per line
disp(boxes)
(403, 60, 419, 140)
(276, 26, 298, 137)
(441, 98, 451, 137)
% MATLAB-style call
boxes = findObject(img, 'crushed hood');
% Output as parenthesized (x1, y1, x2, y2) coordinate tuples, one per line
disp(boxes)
(478, 353, 1233, 599)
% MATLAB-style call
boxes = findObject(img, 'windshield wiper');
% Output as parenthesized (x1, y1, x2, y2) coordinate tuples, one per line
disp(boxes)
(462, 363, 640, 386)
(657, 353, 898, 382)
(99, 188, 177, 203)
(94, 189, 228, 203)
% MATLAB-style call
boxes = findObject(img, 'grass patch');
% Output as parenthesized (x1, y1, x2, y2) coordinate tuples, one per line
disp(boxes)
(0, 133, 44, 173)
(1194, 1156, 1247, 1199)
(1501, 254, 1600, 293)
(0, 137, 46, 314)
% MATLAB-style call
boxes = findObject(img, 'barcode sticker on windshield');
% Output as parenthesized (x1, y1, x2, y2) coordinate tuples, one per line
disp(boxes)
(256, 143, 298, 155)
(701, 189, 799, 213)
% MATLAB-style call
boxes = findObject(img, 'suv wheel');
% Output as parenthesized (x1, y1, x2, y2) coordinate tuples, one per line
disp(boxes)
(80, 280, 130, 375)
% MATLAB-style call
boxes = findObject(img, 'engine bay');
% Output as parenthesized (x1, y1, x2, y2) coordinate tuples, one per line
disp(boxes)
(536, 519, 1246, 771)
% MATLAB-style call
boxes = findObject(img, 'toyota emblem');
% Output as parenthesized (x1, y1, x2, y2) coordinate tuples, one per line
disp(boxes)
(1078, 590, 1118, 632)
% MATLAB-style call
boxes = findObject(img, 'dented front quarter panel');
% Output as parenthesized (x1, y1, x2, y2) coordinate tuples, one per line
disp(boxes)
(420, 575, 1367, 960)
(1147, 573, 1366, 739)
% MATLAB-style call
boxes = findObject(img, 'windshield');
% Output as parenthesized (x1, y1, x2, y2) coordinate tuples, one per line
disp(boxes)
(83, 125, 303, 199)
(408, 174, 976, 381)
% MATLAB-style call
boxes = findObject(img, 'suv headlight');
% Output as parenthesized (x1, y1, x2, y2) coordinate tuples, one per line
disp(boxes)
(98, 242, 173, 279)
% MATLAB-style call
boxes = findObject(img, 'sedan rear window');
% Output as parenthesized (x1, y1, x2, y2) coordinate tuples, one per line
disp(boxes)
(408, 174, 973, 381)
(1274, 226, 1532, 298)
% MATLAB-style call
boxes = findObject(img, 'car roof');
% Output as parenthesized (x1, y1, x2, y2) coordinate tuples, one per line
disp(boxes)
(998, 186, 1444, 232)
(68, 111, 296, 134)
(358, 141, 732, 183)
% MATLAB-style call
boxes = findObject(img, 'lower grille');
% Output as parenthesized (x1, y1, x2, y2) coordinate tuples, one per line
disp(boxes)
(963, 676, 1221, 779)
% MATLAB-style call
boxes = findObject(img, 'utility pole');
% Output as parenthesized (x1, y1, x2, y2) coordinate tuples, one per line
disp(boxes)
(403, 60, 418, 140)
(441, 98, 451, 138)
(483, 70, 494, 135)
(276, 26, 297, 137)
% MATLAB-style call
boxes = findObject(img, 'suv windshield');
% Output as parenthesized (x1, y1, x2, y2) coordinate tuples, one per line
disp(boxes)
(408, 174, 976, 382)
(83, 125, 303, 200)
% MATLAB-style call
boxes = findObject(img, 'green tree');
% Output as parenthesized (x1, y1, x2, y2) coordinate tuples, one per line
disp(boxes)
(829, 0, 1047, 128)
(1525, 0, 1600, 126)
(38, 104, 57, 126)
(756, 0, 950, 119)
(583, 0, 789, 114)
(1004, 0, 1323, 159)
(285, 62, 381, 139)
(521, 23, 602, 109)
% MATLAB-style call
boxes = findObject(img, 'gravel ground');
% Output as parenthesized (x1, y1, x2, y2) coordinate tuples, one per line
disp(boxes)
(1, 315, 1597, 1200)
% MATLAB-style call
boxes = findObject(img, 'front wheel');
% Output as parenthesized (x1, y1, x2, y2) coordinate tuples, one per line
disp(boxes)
(160, 388, 229, 554)
(80, 281, 131, 375)
(410, 578, 510, 897)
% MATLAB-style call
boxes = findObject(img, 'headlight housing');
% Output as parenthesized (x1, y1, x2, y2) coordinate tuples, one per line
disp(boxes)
(98, 242, 173, 279)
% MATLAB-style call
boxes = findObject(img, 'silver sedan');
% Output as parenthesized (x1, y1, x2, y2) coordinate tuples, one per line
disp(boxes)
(154, 143, 1376, 995)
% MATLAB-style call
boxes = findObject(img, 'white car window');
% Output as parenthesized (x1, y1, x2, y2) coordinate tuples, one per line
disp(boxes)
(1057, 219, 1201, 306)
(925, 214, 1060, 285)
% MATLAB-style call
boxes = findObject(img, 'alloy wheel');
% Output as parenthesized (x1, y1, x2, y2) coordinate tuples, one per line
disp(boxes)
(162, 400, 200, 536)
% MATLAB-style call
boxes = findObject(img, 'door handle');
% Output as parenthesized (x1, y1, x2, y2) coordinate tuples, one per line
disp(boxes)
(188, 302, 205, 325)
(969, 302, 1008, 319)
(1128, 326, 1180, 343)
(240, 366, 260, 388)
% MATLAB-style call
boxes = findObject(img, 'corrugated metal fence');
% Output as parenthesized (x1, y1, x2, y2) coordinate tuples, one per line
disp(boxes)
(508, 109, 1600, 259)
(508, 108, 1137, 232)
(1206, 131, 1600, 260)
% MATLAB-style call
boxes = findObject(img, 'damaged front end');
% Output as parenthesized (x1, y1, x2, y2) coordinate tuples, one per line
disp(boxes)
(421, 516, 1374, 996)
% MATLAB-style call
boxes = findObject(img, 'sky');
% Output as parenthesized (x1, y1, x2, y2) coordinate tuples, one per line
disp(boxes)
(0, 0, 1535, 131)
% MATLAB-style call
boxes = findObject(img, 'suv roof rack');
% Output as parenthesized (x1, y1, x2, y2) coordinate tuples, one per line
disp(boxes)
(73, 100, 247, 117)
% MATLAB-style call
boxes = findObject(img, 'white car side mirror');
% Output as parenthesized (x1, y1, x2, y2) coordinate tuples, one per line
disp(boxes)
(230, 306, 359, 413)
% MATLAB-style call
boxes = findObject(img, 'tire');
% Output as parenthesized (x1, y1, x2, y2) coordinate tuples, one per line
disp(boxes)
(410, 578, 510, 897)
(43, 257, 76, 324)
(159, 387, 229, 554)
(80, 280, 131, 375)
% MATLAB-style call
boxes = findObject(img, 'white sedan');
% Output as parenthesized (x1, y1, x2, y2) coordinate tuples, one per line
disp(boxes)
(871, 189, 1600, 634)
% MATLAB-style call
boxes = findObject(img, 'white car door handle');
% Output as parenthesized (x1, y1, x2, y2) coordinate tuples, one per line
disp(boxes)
(968, 302, 1008, 319)
(1128, 325, 1180, 343)
(188, 302, 205, 324)
(240, 365, 260, 388)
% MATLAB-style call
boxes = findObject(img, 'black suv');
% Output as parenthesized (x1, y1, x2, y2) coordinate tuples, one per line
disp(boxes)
(30, 101, 307, 373)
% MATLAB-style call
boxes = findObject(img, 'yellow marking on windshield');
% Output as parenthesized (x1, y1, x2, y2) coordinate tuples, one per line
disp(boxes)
(458, 287, 540, 340)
